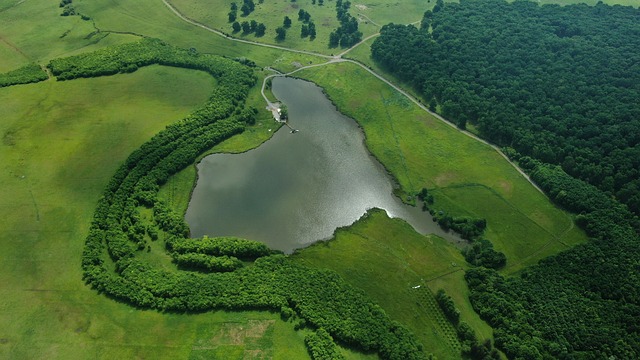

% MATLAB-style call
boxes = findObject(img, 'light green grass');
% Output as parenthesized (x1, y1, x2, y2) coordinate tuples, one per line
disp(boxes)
(294, 210, 492, 359)
(0, 66, 309, 359)
(0, 0, 138, 69)
(431, 185, 586, 273)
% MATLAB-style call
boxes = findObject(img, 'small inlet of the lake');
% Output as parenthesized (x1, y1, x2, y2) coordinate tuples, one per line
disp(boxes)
(185, 77, 460, 253)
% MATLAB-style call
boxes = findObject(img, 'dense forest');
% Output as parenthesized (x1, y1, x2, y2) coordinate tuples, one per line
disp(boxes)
(372, 1, 640, 358)
(371, 0, 640, 215)
(46, 39, 430, 360)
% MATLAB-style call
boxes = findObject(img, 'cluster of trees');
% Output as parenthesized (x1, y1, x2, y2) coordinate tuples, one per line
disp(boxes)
(298, 9, 312, 22)
(275, 26, 287, 41)
(240, 0, 256, 17)
(0, 63, 48, 87)
(59, 0, 75, 16)
(58, 0, 89, 19)
(432, 213, 486, 241)
(329, 0, 362, 47)
(305, 328, 345, 360)
(463, 239, 506, 269)
(372, 0, 640, 215)
(233, 20, 266, 36)
(298, 9, 317, 39)
(55, 39, 431, 359)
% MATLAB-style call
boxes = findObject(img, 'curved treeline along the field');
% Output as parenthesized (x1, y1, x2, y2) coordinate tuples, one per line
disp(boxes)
(371, 0, 640, 216)
(42, 38, 429, 360)
(371, 1, 640, 358)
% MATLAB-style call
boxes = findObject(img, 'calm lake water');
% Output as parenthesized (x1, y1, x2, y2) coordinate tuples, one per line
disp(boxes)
(185, 77, 459, 253)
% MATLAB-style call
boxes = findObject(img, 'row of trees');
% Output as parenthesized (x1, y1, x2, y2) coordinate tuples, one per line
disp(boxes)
(0, 63, 48, 87)
(50, 39, 431, 359)
(167, 236, 275, 260)
(372, 0, 640, 215)
(434, 289, 500, 359)
(173, 253, 244, 272)
(232, 20, 267, 36)
(329, 0, 362, 47)
(304, 328, 345, 360)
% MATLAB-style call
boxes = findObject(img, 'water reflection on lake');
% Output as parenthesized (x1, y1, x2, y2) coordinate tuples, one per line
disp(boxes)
(185, 77, 458, 253)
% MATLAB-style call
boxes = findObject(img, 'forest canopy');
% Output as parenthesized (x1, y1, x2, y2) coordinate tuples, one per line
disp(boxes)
(371, 0, 640, 215)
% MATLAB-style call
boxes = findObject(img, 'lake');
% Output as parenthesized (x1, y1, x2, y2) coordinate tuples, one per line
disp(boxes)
(185, 77, 459, 253)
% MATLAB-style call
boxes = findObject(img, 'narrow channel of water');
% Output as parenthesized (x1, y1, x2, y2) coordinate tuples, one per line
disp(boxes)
(185, 77, 461, 253)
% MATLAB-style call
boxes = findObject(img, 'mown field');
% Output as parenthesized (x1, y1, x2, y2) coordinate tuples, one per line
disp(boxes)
(0, 0, 606, 358)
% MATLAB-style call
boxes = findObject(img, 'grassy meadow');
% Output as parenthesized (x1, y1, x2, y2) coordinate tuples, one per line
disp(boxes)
(73, 0, 329, 72)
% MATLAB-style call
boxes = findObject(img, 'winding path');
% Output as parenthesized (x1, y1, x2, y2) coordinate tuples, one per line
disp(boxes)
(162, 0, 545, 196)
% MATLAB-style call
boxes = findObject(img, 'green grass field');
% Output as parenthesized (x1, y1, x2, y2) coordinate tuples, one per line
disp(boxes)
(167, 0, 431, 55)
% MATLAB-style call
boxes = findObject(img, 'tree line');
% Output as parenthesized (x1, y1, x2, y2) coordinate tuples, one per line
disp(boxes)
(49, 39, 432, 359)
(435, 289, 500, 359)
